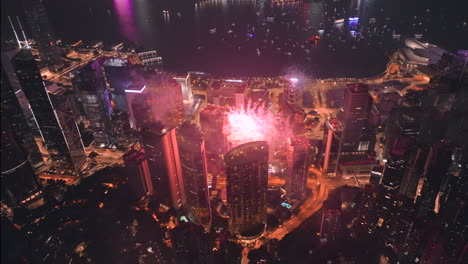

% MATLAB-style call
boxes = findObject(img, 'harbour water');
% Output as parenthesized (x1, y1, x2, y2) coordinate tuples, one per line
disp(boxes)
(3, 0, 467, 77)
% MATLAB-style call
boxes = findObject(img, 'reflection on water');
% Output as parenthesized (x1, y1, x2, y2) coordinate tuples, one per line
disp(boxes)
(113, 0, 139, 42)
(43, 0, 466, 77)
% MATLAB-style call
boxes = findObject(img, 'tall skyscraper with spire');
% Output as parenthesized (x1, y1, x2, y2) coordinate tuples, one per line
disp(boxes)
(3, 48, 86, 176)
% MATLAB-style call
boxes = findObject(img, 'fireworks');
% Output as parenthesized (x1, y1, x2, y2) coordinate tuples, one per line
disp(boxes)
(224, 104, 276, 147)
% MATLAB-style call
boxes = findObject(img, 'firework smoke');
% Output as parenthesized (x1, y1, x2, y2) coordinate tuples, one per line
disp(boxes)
(223, 103, 278, 148)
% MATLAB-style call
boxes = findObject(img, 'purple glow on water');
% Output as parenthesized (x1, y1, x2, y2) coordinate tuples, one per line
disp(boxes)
(113, 0, 140, 42)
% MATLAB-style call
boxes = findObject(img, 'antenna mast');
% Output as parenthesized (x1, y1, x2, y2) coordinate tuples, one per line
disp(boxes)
(16, 16, 30, 49)
(8, 16, 22, 48)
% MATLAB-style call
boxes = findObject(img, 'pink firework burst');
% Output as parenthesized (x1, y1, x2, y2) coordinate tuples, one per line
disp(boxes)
(224, 104, 276, 147)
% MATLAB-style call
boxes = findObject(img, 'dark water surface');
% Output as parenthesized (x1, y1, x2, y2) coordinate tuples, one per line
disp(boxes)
(2, 0, 467, 77)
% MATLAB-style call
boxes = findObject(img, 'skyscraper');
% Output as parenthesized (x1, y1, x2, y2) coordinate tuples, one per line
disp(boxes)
(285, 136, 312, 200)
(382, 158, 406, 190)
(177, 122, 211, 229)
(225, 141, 268, 239)
(102, 58, 132, 112)
(111, 110, 132, 148)
(123, 148, 153, 203)
(7, 49, 86, 175)
(174, 73, 193, 104)
(1, 62, 43, 168)
(399, 145, 432, 200)
(140, 123, 185, 210)
(72, 61, 114, 146)
(21, 0, 63, 67)
(46, 81, 87, 169)
(283, 78, 303, 110)
(1, 128, 42, 209)
(322, 118, 344, 176)
(340, 83, 372, 152)
(383, 107, 423, 160)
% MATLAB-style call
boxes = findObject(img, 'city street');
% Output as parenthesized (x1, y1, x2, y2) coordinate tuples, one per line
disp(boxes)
(241, 167, 328, 264)
(83, 146, 125, 177)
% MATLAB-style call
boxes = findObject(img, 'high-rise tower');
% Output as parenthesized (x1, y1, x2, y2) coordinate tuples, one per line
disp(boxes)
(123, 148, 153, 203)
(72, 61, 114, 146)
(322, 118, 344, 176)
(1, 128, 42, 209)
(382, 159, 406, 190)
(225, 141, 268, 239)
(1, 63, 43, 168)
(140, 123, 185, 210)
(283, 78, 303, 110)
(6, 49, 86, 175)
(285, 136, 312, 200)
(340, 83, 372, 152)
(177, 122, 211, 228)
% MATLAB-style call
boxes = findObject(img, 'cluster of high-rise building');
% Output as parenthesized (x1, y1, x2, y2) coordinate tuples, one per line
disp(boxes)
(347, 49, 468, 263)
(1, 35, 318, 241)
(1, 2, 467, 261)
(322, 83, 376, 179)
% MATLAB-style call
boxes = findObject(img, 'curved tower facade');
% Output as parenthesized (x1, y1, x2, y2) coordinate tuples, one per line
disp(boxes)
(1, 129, 41, 208)
(225, 141, 268, 239)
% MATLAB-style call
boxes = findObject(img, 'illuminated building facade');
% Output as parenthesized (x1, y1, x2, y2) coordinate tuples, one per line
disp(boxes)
(322, 118, 343, 176)
(138, 50, 163, 69)
(140, 123, 185, 209)
(285, 136, 312, 200)
(210, 79, 247, 108)
(123, 148, 153, 202)
(177, 122, 211, 228)
(111, 110, 132, 148)
(283, 78, 303, 109)
(370, 165, 384, 185)
(72, 61, 114, 146)
(9, 49, 86, 175)
(1, 62, 43, 168)
(340, 83, 372, 152)
(174, 73, 193, 104)
(46, 82, 88, 174)
(103, 58, 132, 112)
(382, 158, 405, 190)
(225, 141, 268, 239)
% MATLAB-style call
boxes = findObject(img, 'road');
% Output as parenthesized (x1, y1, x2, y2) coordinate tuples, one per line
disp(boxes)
(241, 167, 328, 263)
(82, 146, 124, 177)
(48, 49, 121, 82)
